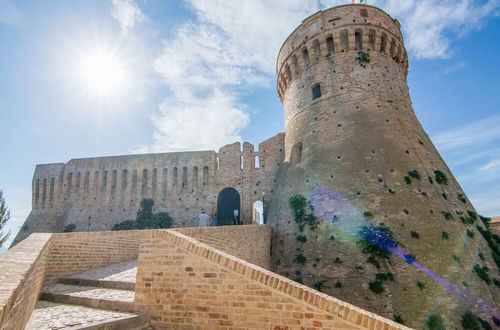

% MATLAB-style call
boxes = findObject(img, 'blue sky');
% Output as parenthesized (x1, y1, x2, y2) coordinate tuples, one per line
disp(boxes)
(0, 0, 499, 252)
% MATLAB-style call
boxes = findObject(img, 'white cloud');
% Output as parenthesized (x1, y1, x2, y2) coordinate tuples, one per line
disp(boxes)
(144, 0, 500, 153)
(440, 62, 467, 76)
(380, 0, 500, 59)
(0, 0, 24, 27)
(433, 114, 500, 150)
(111, 0, 145, 35)
(479, 159, 500, 171)
(148, 89, 249, 152)
(144, 1, 321, 152)
(434, 115, 500, 215)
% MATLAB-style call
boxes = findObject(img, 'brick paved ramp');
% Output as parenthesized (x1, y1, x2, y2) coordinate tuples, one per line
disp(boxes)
(26, 259, 147, 330)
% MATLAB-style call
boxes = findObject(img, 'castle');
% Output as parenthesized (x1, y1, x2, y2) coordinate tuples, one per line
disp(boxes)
(11, 4, 499, 328)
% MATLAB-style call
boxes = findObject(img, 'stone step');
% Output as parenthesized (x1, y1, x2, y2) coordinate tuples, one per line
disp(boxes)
(26, 300, 148, 330)
(41, 283, 135, 313)
(58, 277, 135, 291)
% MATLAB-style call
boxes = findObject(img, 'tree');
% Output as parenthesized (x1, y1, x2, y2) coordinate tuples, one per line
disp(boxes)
(0, 191, 11, 248)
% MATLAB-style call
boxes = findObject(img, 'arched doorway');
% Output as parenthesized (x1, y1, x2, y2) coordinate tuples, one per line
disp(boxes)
(252, 200, 264, 224)
(217, 187, 240, 226)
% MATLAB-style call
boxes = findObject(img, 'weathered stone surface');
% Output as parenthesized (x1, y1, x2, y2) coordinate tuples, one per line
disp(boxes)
(26, 301, 147, 330)
(13, 134, 285, 244)
(7, 3, 498, 329)
(268, 4, 499, 328)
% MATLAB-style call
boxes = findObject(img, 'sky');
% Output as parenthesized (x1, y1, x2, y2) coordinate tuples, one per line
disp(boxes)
(0, 0, 499, 252)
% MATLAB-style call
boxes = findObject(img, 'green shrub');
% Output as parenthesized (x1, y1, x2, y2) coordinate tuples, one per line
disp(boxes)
(112, 220, 135, 231)
(368, 281, 384, 293)
(458, 193, 467, 203)
(434, 170, 448, 185)
(408, 170, 421, 180)
(467, 210, 478, 220)
(393, 314, 405, 325)
(428, 176, 434, 184)
(442, 232, 450, 239)
(112, 199, 174, 231)
(453, 255, 461, 263)
(334, 281, 343, 288)
(329, 235, 335, 241)
(441, 192, 448, 200)
(473, 264, 491, 284)
(63, 223, 76, 232)
(461, 311, 481, 330)
(289, 195, 320, 232)
(358, 224, 398, 260)
(312, 280, 328, 292)
(296, 235, 307, 243)
(477, 317, 492, 330)
(461, 216, 474, 225)
(294, 253, 307, 264)
(375, 272, 394, 282)
(417, 281, 426, 289)
(476, 225, 500, 271)
(357, 51, 370, 64)
(367, 256, 380, 269)
(410, 230, 420, 239)
(478, 252, 485, 260)
(467, 229, 475, 238)
(441, 211, 453, 220)
(403, 176, 412, 185)
(333, 257, 343, 264)
(479, 215, 491, 230)
(425, 314, 445, 330)
(363, 211, 374, 217)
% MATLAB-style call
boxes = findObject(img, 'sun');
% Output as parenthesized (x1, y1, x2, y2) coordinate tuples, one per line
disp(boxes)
(78, 49, 129, 96)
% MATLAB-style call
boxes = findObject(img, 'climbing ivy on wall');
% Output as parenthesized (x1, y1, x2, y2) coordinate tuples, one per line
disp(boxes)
(289, 195, 319, 232)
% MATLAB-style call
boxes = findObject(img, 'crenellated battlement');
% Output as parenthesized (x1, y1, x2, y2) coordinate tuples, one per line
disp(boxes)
(14, 134, 285, 244)
(276, 5, 408, 102)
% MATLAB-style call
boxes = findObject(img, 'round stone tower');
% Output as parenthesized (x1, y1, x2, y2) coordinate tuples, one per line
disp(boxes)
(268, 4, 499, 327)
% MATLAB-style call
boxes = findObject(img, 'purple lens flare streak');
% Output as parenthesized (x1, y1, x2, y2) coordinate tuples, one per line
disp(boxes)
(308, 184, 500, 321)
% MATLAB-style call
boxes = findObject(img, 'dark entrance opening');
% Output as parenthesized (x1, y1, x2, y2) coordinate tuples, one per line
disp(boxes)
(217, 187, 240, 226)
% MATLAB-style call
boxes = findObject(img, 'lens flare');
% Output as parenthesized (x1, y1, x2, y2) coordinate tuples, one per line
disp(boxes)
(308, 184, 500, 325)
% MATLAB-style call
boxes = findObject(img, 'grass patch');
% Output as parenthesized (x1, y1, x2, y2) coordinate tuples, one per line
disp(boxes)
(408, 170, 421, 180)
(473, 264, 491, 284)
(425, 314, 445, 330)
(434, 170, 448, 185)
(441, 211, 453, 220)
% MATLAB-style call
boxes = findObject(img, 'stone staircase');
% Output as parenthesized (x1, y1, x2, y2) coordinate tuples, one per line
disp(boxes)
(26, 260, 149, 330)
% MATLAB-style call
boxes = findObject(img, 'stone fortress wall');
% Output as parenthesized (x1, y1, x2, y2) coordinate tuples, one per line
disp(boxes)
(267, 4, 499, 326)
(13, 134, 285, 244)
(10, 4, 499, 328)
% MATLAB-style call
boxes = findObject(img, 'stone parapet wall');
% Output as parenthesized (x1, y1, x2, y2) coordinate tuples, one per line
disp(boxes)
(0, 233, 52, 330)
(44, 230, 142, 283)
(14, 134, 285, 245)
(134, 229, 408, 329)
(173, 224, 271, 269)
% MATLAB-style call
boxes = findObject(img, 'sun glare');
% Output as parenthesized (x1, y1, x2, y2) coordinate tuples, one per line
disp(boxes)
(78, 50, 129, 96)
